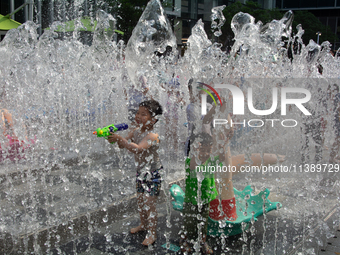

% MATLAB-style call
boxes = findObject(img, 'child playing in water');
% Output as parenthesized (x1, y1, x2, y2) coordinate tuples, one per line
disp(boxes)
(0, 108, 36, 162)
(107, 100, 163, 246)
(182, 102, 285, 254)
(182, 129, 236, 254)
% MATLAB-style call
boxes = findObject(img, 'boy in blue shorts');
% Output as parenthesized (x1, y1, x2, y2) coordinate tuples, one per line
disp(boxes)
(108, 100, 163, 246)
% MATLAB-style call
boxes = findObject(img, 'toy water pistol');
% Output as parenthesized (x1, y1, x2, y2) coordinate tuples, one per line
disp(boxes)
(93, 123, 128, 143)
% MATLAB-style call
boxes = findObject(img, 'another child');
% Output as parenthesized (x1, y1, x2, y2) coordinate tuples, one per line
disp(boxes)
(181, 130, 236, 254)
(107, 100, 163, 246)
(0, 108, 35, 162)
(182, 94, 286, 253)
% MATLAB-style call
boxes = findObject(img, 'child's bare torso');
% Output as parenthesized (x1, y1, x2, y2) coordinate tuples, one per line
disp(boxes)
(132, 128, 161, 174)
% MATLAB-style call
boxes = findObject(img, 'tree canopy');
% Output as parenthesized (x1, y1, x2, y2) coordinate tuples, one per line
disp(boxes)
(108, 0, 338, 49)
(108, 0, 172, 42)
(108, 0, 149, 42)
(221, 1, 338, 50)
(292, 11, 338, 46)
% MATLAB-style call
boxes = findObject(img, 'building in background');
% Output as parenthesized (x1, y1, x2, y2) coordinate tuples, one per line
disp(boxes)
(0, 0, 104, 41)
(275, 0, 340, 50)
(0, 0, 110, 44)
(1, 0, 339, 49)
(164, 0, 236, 46)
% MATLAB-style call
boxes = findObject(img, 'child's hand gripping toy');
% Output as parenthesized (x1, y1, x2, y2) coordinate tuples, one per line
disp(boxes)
(93, 123, 128, 143)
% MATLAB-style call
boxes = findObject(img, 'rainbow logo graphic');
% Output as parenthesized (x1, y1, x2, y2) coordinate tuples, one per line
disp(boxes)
(197, 82, 223, 106)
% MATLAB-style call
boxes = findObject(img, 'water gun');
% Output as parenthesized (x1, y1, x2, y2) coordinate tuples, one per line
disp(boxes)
(93, 123, 128, 143)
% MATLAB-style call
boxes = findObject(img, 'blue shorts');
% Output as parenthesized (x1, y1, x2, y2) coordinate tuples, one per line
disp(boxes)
(136, 166, 162, 196)
(335, 120, 340, 137)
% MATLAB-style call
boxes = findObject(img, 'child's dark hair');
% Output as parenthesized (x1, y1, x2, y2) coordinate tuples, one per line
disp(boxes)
(191, 132, 213, 147)
(139, 100, 163, 117)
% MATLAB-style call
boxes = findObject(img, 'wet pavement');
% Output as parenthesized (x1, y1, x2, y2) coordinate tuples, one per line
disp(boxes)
(2, 149, 340, 254)
(51, 198, 340, 255)
(49, 164, 340, 255)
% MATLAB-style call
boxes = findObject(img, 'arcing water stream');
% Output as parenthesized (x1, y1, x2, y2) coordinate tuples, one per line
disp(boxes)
(0, 0, 339, 254)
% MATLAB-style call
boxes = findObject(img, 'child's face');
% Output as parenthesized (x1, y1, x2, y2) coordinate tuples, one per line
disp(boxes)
(135, 106, 154, 126)
(197, 143, 212, 163)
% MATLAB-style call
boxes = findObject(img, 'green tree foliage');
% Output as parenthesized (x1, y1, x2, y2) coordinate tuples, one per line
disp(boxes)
(221, 2, 282, 50)
(292, 11, 338, 45)
(109, 0, 149, 42)
(108, 0, 172, 42)
(221, 1, 338, 50)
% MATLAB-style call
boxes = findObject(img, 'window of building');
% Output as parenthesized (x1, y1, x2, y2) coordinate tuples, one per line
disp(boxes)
(317, 0, 335, 7)
(198, 0, 204, 18)
(300, 0, 317, 8)
(14, 0, 26, 24)
(182, 19, 192, 39)
(1, 1, 10, 16)
(181, 0, 197, 19)
(217, 0, 235, 5)
(283, 0, 334, 8)
(283, 0, 299, 8)
(328, 17, 337, 34)
(276, 0, 282, 8)
(1, 0, 26, 23)
(337, 17, 340, 41)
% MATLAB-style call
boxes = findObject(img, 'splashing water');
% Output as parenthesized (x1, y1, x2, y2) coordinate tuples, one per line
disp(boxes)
(0, 0, 340, 253)
(211, 5, 226, 38)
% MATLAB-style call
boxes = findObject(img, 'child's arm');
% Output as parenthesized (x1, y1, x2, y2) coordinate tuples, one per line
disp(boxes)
(220, 114, 234, 168)
(226, 113, 234, 140)
(212, 112, 234, 200)
(1, 109, 15, 137)
(117, 129, 135, 149)
(202, 104, 216, 125)
(189, 154, 198, 170)
(107, 128, 134, 141)
(108, 132, 159, 154)
(125, 129, 135, 141)
(212, 113, 233, 162)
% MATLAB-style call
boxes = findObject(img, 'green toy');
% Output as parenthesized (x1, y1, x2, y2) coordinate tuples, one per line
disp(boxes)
(170, 184, 281, 236)
(93, 123, 128, 143)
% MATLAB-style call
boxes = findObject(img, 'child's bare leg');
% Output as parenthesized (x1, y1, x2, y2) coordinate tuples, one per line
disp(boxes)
(231, 153, 286, 173)
(250, 153, 285, 166)
(221, 146, 235, 200)
(142, 195, 157, 246)
(131, 192, 147, 233)
(210, 146, 236, 222)
(201, 205, 213, 254)
(220, 173, 234, 200)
